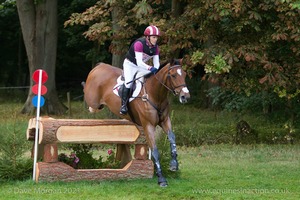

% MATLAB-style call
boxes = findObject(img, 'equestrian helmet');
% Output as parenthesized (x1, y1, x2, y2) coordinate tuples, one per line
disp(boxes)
(144, 25, 160, 36)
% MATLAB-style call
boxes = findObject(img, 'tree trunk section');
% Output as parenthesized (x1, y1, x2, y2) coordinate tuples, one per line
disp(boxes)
(16, 0, 66, 115)
(26, 117, 147, 144)
(170, 0, 185, 58)
(36, 160, 153, 182)
(111, 2, 125, 68)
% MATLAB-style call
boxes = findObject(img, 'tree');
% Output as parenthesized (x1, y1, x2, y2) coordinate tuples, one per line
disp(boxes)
(16, 0, 66, 114)
(65, 0, 300, 117)
(64, 0, 166, 67)
(185, 1, 300, 99)
(0, 0, 26, 88)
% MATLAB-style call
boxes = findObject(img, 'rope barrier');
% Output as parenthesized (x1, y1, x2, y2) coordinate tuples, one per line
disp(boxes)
(0, 86, 30, 89)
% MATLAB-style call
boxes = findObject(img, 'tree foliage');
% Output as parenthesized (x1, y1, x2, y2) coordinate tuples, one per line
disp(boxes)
(64, 0, 166, 57)
(0, 0, 27, 88)
(1, 0, 299, 118)
(65, 0, 300, 101)
(181, 0, 300, 100)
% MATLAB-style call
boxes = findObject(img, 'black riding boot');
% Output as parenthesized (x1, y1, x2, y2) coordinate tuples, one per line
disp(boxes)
(120, 86, 130, 115)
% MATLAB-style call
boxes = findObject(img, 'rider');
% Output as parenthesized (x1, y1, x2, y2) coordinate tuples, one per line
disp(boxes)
(120, 25, 161, 115)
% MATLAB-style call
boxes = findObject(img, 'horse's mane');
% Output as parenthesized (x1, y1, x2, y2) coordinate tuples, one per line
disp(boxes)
(158, 61, 169, 70)
(157, 59, 181, 73)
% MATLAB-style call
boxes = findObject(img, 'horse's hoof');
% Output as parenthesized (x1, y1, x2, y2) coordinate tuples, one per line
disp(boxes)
(119, 109, 128, 115)
(169, 160, 179, 171)
(88, 107, 97, 113)
(159, 181, 168, 187)
(170, 165, 178, 171)
(158, 176, 168, 187)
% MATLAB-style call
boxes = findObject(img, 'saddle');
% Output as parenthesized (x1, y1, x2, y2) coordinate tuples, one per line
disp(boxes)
(113, 74, 143, 102)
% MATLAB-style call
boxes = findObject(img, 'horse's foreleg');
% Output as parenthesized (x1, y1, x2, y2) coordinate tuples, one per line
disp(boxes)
(144, 125, 168, 187)
(167, 130, 179, 171)
(152, 146, 168, 187)
(160, 118, 179, 172)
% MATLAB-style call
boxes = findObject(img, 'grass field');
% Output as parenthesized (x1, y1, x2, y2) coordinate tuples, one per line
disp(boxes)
(0, 102, 299, 199)
(1, 145, 299, 199)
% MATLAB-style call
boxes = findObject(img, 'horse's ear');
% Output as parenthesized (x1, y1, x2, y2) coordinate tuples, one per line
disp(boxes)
(179, 58, 183, 65)
(169, 58, 175, 65)
(168, 58, 183, 65)
(173, 58, 183, 65)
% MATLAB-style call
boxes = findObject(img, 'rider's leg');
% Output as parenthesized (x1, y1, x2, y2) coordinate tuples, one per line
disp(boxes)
(120, 60, 136, 115)
(120, 86, 130, 115)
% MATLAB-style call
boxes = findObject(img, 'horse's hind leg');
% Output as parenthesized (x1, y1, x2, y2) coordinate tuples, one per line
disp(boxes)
(88, 104, 104, 113)
(84, 86, 105, 113)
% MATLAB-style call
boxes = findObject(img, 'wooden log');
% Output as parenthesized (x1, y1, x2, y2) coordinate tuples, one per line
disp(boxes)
(31, 143, 44, 160)
(134, 144, 148, 160)
(43, 144, 58, 162)
(27, 117, 154, 183)
(116, 144, 133, 168)
(35, 160, 154, 182)
(26, 117, 146, 144)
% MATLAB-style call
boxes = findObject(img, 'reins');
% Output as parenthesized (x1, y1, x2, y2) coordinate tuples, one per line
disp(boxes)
(155, 64, 187, 95)
(138, 64, 186, 115)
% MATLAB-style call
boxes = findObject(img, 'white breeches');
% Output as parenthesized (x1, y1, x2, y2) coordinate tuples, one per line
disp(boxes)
(123, 59, 150, 88)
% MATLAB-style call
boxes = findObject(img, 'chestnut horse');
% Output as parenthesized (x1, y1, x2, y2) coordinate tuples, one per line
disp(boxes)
(84, 59, 190, 187)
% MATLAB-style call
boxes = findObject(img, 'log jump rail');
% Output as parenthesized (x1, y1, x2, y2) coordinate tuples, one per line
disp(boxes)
(26, 117, 154, 182)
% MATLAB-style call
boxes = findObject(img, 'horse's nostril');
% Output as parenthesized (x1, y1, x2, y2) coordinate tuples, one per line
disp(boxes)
(180, 95, 188, 103)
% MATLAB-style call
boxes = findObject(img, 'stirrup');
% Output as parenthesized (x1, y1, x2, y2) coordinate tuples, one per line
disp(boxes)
(120, 105, 128, 115)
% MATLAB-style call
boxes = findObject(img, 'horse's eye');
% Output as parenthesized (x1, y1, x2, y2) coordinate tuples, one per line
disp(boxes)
(171, 74, 177, 78)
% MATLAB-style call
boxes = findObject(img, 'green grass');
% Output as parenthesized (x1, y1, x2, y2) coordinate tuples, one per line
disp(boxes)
(1, 145, 300, 199)
(0, 102, 299, 199)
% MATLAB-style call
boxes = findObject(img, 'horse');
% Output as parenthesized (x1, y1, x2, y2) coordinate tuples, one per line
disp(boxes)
(83, 59, 190, 187)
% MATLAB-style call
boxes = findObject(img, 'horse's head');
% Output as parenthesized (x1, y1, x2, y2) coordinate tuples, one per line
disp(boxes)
(158, 59, 190, 103)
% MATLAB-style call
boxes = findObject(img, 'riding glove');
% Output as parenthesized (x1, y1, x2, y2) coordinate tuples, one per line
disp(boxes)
(150, 67, 158, 74)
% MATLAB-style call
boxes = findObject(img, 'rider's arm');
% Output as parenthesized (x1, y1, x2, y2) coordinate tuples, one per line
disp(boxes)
(153, 46, 160, 69)
(134, 41, 153, 70)
(135, 52, 152, 70)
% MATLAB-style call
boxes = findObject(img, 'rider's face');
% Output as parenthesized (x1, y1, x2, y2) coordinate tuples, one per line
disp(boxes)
(149, 36, 158, 45)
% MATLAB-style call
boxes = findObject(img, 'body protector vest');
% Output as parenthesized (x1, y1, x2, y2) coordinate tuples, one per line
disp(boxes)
(125, 38, 158, 65)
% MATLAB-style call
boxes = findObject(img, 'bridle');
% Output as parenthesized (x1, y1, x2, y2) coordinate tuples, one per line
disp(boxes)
(138, 63, 187, 115)
(155, 64, 187, 95)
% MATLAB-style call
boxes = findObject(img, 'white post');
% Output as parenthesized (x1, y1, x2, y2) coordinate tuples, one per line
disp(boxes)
(32, 69, 43, 181)
(148, 148, 152, 160)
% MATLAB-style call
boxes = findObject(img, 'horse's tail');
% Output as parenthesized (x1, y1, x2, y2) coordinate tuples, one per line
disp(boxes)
(81, 81, 86, 94)
(81, 81, 86, 89)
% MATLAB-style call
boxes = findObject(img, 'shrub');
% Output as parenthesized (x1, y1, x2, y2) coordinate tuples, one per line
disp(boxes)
(59, 144, 120, 169)
(0, 121, 33, 181)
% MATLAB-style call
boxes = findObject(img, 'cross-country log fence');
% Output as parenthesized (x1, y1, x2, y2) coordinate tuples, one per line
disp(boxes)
(26, 117, 154, 182)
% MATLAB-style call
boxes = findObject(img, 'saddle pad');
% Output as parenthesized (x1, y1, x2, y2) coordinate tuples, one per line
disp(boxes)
(113, 76, 142, 102)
